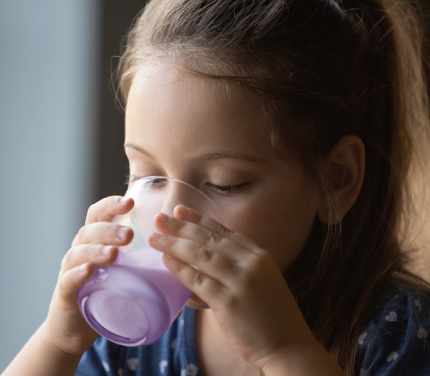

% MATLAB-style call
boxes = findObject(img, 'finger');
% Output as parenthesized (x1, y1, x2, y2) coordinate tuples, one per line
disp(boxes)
(162, 253, 228, 308)
(72, 222, 133, 248)
(85, 196, 134, 225)
(57, 263, 94, 305)
(173, 205, 259, 251)
(189, 293, 209, 308)
(152, 212, 250, 262)
(60, 245, 118, 277)
(148, 233, 236, 285)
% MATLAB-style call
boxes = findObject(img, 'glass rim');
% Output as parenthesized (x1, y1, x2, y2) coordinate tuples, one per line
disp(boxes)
(125, 175, 228, 226)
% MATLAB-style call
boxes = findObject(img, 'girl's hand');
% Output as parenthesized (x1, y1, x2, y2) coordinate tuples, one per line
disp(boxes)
(44, 196, 134, 356)
(148, 205, 316, 372)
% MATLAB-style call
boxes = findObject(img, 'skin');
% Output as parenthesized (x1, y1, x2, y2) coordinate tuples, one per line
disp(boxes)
(124, 66, 321, 373)
(125, 66, 345, 375)
(2, 65, 364, 376)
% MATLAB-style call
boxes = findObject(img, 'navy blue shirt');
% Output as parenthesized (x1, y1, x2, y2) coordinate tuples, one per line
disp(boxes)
(354, 289, 430, 375)
(76, 289, 430, 376)
(76, 307, 201, 376)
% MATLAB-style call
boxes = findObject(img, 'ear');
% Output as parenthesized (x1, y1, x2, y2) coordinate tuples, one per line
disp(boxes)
(317, 135, 365, 224)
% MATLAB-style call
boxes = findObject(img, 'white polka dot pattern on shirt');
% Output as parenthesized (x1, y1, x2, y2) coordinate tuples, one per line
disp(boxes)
(171, 338, 177, 349)
(384, 311, 397, 322)
(418, 327, 428, 339)
(387, 352, 398, 362)
(127, 357, 138, 371)
(102, 360, 110, 372)
(415, 299, 422, 312)
(160, 360, 168, 373)
(181, 364, 199, 376)
(358, 332, 367, 345)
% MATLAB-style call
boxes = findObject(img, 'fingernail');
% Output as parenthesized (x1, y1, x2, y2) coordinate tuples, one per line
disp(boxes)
(78, 263, 88, 273)
(119, 197, 128, 204)
(117, 226, 128, 239)
(150, 233, 163, 242)
(158, 213, 170, 223)
(101, 246, 113, 256)
(178, 205, 190, 215)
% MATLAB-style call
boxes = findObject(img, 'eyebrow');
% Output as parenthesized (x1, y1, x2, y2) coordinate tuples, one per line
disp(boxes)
(124, 143, 268, 164)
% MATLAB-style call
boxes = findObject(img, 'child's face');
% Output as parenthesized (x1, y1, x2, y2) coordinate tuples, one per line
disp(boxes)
(125, 66, 319, 274)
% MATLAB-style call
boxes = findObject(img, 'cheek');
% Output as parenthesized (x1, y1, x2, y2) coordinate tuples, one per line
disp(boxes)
(225, 191, 317, 272)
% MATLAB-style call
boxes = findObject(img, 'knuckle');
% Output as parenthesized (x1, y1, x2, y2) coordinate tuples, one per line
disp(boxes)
(90, 244, 101, 255)
(193, 271, 206, 287)
(110, 196, 120, 205)
(57, 270, 70, 294)
(86, 203, 94, 215)
(86, 197, 114, 222)
(101, 223, 114, 238)
(71, 234, 79, 248)
(86, 203, 96, 218)
(76, 226, 86, 241)
(197, 246, 213, 262)
(218, 224, 232, 236)
(61, 251, 71, 270)
(107, 196, 121, 214)
(204, 230, 222, 244)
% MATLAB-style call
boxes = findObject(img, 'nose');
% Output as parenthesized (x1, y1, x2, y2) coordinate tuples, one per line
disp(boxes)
(131, 178, 193, 241)
(130, 177, 227, 242)
(159, 180, 199, 216)
(159, 179, 227, 227)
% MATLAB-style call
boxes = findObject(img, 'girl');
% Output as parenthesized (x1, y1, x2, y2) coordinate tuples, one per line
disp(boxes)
(3, 0, 430, 375)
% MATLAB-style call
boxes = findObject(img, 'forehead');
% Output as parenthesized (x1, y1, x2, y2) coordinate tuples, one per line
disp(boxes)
(125, 66, 273, 160)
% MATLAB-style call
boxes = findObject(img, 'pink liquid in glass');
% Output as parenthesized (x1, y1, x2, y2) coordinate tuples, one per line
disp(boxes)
(77, 246, 192, 346)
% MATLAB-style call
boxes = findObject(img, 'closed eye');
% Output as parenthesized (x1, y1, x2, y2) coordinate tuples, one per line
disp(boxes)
(125, 174, 250, 195)
(206, 182, 249, 195)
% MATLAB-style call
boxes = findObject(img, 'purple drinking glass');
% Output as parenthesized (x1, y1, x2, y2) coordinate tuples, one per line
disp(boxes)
(77, 176, 225, 346)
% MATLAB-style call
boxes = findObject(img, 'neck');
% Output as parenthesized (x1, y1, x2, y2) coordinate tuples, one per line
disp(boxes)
(195, 309, 260, 376)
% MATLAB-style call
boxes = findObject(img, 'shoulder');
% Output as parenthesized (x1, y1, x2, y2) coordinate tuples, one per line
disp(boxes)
(355, 288, 430, 376)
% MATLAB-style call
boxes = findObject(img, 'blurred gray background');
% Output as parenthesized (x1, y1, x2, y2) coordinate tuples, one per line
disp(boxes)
(0, 0, 146, 370)
(0, 0, 429, 372)
(0, 0, 100, 370)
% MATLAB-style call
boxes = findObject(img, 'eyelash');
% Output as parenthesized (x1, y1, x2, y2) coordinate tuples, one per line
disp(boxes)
(206, 182, 249, 194)
(124, 175, 249, 195)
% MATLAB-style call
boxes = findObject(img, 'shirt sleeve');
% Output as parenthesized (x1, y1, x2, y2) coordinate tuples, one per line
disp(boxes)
(354, 290, 430, 376)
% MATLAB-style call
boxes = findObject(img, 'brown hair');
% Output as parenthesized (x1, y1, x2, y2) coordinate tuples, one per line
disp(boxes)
(117, 0, 430, 374)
